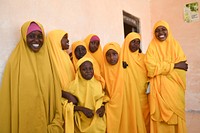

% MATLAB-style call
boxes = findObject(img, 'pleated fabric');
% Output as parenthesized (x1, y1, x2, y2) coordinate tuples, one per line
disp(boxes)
(0, 21, 63, 133)
(119, 32, 149, 133)
(144, 20, 187, 133)
(103, 42, 124, 133)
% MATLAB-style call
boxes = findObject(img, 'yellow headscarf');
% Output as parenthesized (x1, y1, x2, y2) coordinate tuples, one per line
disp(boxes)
(120, 32, 148, 133)
(71, 41, 105, 89)
(103, 42, 124, 133)
(84, 34, 104, 76)
(67, 57, 106, 132)
(144, 20, 187, 123)
(0, 21, 63, 133)
(71, 40, 87, 68)
(46, 30, 75, 91)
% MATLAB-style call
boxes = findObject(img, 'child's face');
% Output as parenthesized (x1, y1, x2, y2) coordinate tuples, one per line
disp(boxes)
(106, 49, 119, 65)
(26, 31, 44, 52)
(75, 45, 87, 59)
(155, 26, 168, 42)
(129, 38, 140, 52)
(80, 61, 94, 80)
(89, 40, 99, 53)
(61, 34, 69, 50)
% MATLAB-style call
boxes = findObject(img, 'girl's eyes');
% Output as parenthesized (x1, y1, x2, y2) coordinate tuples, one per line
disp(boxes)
(155, 28, 167, 33)
(28, 34, 43, 39)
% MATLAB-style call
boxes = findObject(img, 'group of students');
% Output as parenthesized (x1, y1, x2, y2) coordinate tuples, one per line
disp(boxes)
(0, 20, 188, 133)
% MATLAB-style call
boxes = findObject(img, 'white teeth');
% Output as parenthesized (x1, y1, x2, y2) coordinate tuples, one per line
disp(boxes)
(159, 35, 165, 38)
(32, 44, 39, 48)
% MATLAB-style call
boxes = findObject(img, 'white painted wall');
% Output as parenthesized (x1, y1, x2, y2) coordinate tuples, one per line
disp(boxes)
(0, 0, 151, 83)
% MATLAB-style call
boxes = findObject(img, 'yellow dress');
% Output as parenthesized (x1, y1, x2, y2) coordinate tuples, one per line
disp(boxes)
(67, 57, 108, 133)
(46, 30, 76, 133)
(144, 20, 187, 133)
(0, 21, 63, 133)
(119, 32, 149, 133)
(103, 42, 124, 133)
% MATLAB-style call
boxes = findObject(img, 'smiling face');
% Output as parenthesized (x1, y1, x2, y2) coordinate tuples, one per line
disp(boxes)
(106, 49, 119, 65)
(80, 61, 94, 80)
(129, 38, 140, 52)
(75, 45, 87, 59)
(155, 26, 168, 42)
(26, 31, 44, 52)
(61, 34, 69, 50)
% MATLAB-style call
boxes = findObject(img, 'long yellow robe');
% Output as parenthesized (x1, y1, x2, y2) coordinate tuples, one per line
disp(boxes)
(84, 34, 104, 76)
(46, 30, 76, 133)
(0, 21, 63, 133)
(67, 57, 107, 133)
(119, 32, 149, 133)
(103, 42, 124, 133)
(144, 20, 187, 133)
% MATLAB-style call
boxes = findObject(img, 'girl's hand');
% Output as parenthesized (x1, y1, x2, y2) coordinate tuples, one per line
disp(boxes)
(174, 61, 188, 71)
(96, 106, 105, 117)
(74, 106, 94, 118)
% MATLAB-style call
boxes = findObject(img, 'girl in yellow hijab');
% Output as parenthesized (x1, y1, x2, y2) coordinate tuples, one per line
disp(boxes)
(71, 40, 105, 89)
(0, 21, 63, 133)
(144, 20, 188, 133)
(103, 42, 124, 133)
(46, 30, 77, 133)
(120, 32, 149, 133)
(84, 34, 104, 76)
(46, 30, 75, 91)
(67, 57, 108, 133)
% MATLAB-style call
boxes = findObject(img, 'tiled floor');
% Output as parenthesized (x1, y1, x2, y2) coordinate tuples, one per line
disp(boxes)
(186, 111, 200, 133)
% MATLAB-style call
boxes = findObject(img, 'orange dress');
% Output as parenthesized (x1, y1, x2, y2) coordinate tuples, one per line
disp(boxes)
(119, 32, 149, 133)
(144, 20, 187, 133)
(103, 42, 124, 133)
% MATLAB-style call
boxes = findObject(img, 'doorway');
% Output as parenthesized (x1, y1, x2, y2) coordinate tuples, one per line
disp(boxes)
(123, 11, 140, 38)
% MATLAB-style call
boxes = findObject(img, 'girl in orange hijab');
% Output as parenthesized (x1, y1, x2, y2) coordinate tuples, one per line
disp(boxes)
(120, 32, 149, 133)
(103, 42, 124, 133)
(144, 20, 188, 133)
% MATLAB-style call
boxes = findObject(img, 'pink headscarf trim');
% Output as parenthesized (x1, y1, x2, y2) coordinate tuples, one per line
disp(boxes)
(90, 35, 100, 42)
(27, 22, 42, 35)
